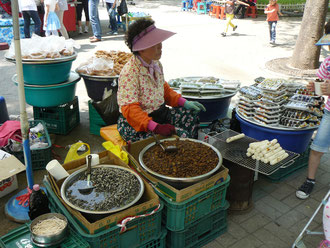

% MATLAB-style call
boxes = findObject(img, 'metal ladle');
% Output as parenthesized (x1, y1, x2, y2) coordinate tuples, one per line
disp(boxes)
(152, 133, 178, 153)
(78, 155, 95, 194)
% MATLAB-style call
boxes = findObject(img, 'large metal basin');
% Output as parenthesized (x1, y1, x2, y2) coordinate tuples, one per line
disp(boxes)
(138, 138, 223, 187)
(60, 164, 144, 215)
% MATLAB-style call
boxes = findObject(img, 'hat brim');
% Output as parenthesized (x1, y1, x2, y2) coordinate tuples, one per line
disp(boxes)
(132, 27, 176, 52)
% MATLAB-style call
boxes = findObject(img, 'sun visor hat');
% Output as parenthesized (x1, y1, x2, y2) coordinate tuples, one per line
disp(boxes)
(132, 24, 176, 52)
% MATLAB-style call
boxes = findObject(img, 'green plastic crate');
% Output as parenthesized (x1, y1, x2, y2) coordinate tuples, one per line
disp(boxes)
(138, 229, 166, 248)
(263, 145, 311, 182)
(11, 120, 52, 170)
(0, 223, 90, 248)
(33, 96, 80, 135)
(88, 100, 106, 136)
(44, 178, 163, 248)
(157, 175, 230, 232)
(166, 202, 229, 248)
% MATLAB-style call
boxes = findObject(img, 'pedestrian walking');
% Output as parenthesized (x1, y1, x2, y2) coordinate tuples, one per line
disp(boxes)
(106, 0, 118, 35)
(55, 0, 69, 39)
(76, 0, 90, 34)
(264, 0, 283, 44)
(89, 0, 102, 42)
(19, 0, 42, 38)
(43, 0, 61, 36)
(221, 0, 249, 37)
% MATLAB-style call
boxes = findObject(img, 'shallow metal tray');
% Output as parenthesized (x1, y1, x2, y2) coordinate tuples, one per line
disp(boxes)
(207, 129, 300, 176)
(5, 52, 77, 64)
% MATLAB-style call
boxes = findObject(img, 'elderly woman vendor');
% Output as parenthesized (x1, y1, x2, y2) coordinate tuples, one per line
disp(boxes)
(117, 18, 205, 142)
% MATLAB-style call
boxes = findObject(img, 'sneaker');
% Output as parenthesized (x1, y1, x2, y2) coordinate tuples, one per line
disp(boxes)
(84, 26, 89, 33)
(113, 31, 118, 35)
(296, 179, 315, 199)
(79, 26, 83, 34)
(233, 25, 238, 31)
(106, 31, 114, 35)
(221, 32, 226, 37)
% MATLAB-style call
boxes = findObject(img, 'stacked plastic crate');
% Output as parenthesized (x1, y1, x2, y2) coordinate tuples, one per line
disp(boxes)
(157, 178, 230, 248)
(33, 96, 80, 135)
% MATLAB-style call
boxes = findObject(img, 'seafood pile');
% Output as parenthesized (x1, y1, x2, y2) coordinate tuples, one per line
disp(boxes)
(66, 167, 141, 211)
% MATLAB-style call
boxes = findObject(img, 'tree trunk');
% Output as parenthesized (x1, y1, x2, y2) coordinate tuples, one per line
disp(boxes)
(290, 0, 329, 70)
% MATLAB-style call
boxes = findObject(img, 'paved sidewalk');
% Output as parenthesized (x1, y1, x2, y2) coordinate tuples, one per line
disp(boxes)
(0, 1, 329, 247)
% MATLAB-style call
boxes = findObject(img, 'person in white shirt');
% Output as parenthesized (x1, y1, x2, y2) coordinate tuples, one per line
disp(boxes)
(19, 0, 42, 38)
(105, 0, 117, 35)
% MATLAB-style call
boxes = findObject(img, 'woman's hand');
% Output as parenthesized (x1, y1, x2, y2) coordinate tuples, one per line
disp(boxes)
(153, 124, 176, 136)
(321, 80, 330, 95)
(306, 81, 315, 92)
(184, 101, 206, 114)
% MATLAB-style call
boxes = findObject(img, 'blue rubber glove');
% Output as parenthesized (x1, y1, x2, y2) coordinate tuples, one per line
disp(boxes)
(183, 101, 206, 114)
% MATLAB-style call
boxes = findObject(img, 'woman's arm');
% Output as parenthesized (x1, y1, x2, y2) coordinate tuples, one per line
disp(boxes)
(163, 82, 182, 107)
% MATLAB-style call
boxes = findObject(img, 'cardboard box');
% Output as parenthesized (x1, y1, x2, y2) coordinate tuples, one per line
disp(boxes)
(123, 136, 229, 202)
(0, 150, 26, 198)
(47, 150, 160, 234)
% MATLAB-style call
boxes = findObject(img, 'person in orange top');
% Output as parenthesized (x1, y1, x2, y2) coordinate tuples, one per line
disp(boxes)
(117, 18, 206, 142)
(264, 0, 283, 44)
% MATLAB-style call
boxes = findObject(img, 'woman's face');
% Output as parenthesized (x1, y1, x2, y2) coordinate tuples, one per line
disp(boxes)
(139, 43, 162, 63)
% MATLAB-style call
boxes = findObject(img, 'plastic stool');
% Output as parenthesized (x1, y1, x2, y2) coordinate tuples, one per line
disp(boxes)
(220, 6, 226, 19)
(197, 2, 207, 14)
(246, 5, 257, 18)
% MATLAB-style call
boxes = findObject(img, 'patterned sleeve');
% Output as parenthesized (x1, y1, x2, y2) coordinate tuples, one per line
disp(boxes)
(317, 56, 330, 80)
(164, 82, 182, 107)
(117, 70, 140, 107)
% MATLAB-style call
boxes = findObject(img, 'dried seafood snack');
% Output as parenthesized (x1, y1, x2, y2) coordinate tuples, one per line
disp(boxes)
(143, 139, 219, 178)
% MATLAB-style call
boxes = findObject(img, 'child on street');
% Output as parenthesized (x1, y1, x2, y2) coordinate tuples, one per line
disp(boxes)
(43, 0, 61, 36)
(221, 0, 249, 37)
(264, 0, 283, 44)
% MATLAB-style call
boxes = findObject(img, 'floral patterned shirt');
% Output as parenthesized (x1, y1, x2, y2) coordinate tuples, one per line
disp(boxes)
(117, 55, 181, 131)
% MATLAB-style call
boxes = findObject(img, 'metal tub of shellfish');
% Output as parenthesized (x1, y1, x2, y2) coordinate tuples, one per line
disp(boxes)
(138, 138, 223, 189)
(60, 165, 144, 220)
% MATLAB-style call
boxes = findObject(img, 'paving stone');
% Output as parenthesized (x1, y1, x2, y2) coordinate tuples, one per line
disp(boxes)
(275, 209, 306, 229)
(282, 192, 303, 208)
(254, 199, 282, 220)
(269, 182, 295, 201)
(264, 222, 296, 245)
(240, 213, 272, 234)
(253, 227, 288, 248)
(227, 235, 263, 248)
(203, 240, 225, 248)
(226, 220, 248, 239)
(260, 195, 291, 214)
(215, 232, 238, 247)
(295, 198, 324, 224)
(311, 187, 330, 202)
(228, 208, 258, 224)
(318, 171, 330, 185)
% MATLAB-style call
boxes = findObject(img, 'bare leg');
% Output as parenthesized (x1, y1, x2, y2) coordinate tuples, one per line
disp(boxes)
(307, 150, 324, 179)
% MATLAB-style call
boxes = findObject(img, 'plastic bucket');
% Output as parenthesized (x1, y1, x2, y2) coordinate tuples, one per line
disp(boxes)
(22, 59, 75, 85)
(13, 72, 80, 107)
(184, 94, 235, 123)
(236, 113, 315, 153)
(0, 96, 9, 124)
(81, 74, 118, 101)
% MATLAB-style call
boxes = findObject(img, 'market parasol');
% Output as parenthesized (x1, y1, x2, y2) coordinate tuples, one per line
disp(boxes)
(4, 0, 35, 223)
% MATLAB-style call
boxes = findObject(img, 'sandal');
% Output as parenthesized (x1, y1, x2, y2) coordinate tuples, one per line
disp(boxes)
(89, 36, 96, 40)
(90, 37, 101, 43)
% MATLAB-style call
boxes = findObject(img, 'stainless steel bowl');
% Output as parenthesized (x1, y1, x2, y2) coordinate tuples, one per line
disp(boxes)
(60, 164, 145, 215)
(138, 138, 223, 186)
(30, 213, 68, 247)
